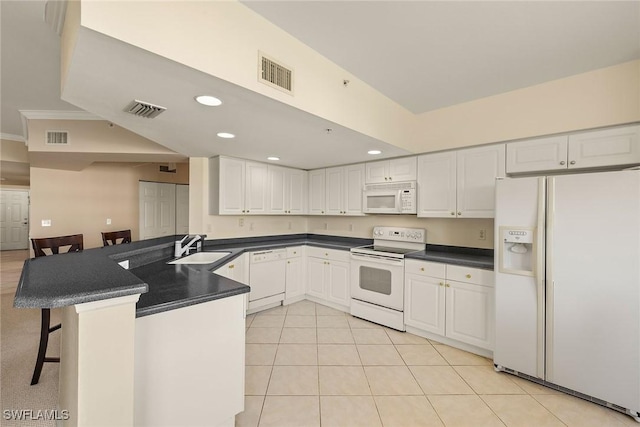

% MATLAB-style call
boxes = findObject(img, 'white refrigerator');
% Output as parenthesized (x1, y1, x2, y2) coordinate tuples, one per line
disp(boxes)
(494, 169, 640, 420)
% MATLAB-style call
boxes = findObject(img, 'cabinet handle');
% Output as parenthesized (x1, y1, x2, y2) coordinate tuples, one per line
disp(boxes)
(325, 253, 329, 256)
(293, 251, 297, 254)
(450, 212, 455, 216)
(445, 283, 450, 288)
(570, 160, 576, 165)
(389, 177, 392, 181)
(242, 210, 246, 213)
(457, 212, 462, 216)
(466, 274, 471, 279)
(439, 282, 444, 286)
(229, 265, 235, 269)
(321, 211, 325, 214)
(287, 261, 290, 264)
(384, 177, 388, 181)
(560, 161, 566, 165)
(420, 267, 425, 271)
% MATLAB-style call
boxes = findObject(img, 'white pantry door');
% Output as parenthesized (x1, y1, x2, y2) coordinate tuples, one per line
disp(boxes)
(139, 182, 177, 239)
(0, 190, 29, 250)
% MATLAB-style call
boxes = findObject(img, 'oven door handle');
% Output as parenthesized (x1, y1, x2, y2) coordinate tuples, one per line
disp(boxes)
(350, 252, 404, 266)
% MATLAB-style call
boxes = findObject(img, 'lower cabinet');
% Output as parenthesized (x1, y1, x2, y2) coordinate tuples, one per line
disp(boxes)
(285, 246, 306, 301)
(404, 259, 494, 351)
(306, 247, 351, 309)
(213, 253, 247, 283)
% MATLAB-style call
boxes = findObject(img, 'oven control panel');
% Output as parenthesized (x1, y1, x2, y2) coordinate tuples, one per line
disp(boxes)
(372, 227, 426, 243)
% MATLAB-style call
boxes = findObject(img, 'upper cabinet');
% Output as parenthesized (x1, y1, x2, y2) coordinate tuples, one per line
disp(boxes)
(308, 169, 326, 215)
(506, 125, 640, 174)
(365, 157, 417, 183)
(325, 164, 365, 216)
(208, 156, 266, 215)
(267, 166, 308, 215)
(418, 144, 505, 218)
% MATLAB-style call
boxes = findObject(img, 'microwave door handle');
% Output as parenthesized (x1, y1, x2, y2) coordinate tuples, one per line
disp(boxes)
(395, 190, 402, 212)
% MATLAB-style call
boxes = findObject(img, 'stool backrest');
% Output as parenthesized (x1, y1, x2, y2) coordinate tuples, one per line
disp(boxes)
(101, 229, 132, 247)
(31, 234, 84, 258)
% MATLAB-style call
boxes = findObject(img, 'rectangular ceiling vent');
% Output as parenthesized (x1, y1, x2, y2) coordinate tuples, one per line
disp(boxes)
(125, 100, 166, 118)
(46, 131, 69, 145)
(259, 52, 293, 94)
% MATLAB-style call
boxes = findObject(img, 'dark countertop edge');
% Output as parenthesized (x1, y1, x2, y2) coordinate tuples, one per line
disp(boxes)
(135, 285, 250, 318)
(13, 283, 149, 309)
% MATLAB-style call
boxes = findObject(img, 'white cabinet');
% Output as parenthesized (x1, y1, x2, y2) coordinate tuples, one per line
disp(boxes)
(506, 125, 640, 174)
(417, 144, 505, 218)
(324, 164, 365, 216)
(267, 166, 308, 215)
(365, 157, 417, 183)
(404, 260, 494, 351)
(285, 246, 306, 301)
(308, 169, 326, 215)
(306, 247, 350, 309)
(214, 254, 247, 283)
(209, 157, 268, 215)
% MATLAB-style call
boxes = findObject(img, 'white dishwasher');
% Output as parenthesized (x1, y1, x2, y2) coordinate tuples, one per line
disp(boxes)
(248, 249, 287, 303)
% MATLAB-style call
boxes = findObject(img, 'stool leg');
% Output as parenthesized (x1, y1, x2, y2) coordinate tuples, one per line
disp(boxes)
(31, 308, 50, 385)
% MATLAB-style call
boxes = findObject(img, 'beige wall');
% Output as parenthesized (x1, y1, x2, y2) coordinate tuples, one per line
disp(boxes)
(30, 162, 188, 249)
(1, 138, 28, 162)
(412, 60, 640, 153)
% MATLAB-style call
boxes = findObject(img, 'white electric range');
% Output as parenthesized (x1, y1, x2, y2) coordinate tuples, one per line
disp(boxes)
(350, 226, 426, 330)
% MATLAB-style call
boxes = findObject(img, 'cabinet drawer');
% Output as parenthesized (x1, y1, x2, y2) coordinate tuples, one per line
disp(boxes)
(306, 246, 350, 262)
(405, 259, 445, 278)
(446, 265, 494, 287)
(287, 246, 303, 258)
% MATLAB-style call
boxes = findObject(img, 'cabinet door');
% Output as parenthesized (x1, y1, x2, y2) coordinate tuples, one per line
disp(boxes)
(365, 160, 389, 184)
(568, 125, 640, 170)
(288, 169, 307, 215)
(306, 257, 326, 299)
(417, 152, 457, 218)
(286, 257, 305, 299)
(325, 167, 344, 215)
(404, 274, 445, 335)
(308, 169, 326, 215)
(218, 157, 246, 215)
(506, 136, 568, 173)
(389, 157, 417, 182)
(267, 166, 287, 214)
(156, 183, 176, 237)
(445, 281, 493, 350)
(343, 164, 365, 216)
(327, 260, 350, 307)
(457, 144, 505, 218)
(245, 162, 268, 214)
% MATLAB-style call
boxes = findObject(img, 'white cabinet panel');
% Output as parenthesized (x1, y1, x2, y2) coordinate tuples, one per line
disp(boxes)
(306, 257, 326, 299)
(445, 281, 493, 350)
(366, 157, 416, 183)
(307, 248, 350, 310)
(308, 169, 326, 215)
(245, 162, 268, 214)
(267, 166, 287, 214)
(324, 164, 364, 216)
(417, 145, 504, 219)
(506, 136, 568, 173)
(327, 260, 350, 307)
(217, 157, 245, 215)
(288, 169, 308, 215)
(325, 167, 344, 215)
(568, 125, 640, 169)
(268, 166, 308, 215)
(286, 247, 306, 300)
(404, 274, 445, 335)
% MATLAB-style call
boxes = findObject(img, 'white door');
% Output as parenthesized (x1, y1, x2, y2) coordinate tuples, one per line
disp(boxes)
(139, 182, 177, 239)
(267, 166, 287, 214)
(445, 281, 493, 350)
(219, 157, 246, 215)
(306, 257, 326, 299)
(175, 184, 189, 235)
(506, 136, 569, 174)
(157, 183, 176, 237)
(325, 167, 344, 215)
(389, 157, 417, 182)
(0, 190, 29, 250)
(404, 274, 445, 335)
(343, 164, 364, 216)
(244, 162, 268, 214)
(285, 256, 304, 299)
(456, 144, 505, 218)
(417, 152, 457, 218)
(308, 169, 326, 215)
(327, 260, 350, 307)
(547, 170, 640, 411)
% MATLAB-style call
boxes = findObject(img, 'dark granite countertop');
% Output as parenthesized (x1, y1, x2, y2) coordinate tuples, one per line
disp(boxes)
(14, 233, 493, 316)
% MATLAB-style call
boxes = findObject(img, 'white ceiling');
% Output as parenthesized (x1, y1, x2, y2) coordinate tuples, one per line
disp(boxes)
(1, 1, 639, 171)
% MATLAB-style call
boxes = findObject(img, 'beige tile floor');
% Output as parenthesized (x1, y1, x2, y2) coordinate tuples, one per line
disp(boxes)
(237, 300, 637, 427)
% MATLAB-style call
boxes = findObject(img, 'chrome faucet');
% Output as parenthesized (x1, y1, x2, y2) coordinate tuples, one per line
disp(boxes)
(174, 235, 202, 258)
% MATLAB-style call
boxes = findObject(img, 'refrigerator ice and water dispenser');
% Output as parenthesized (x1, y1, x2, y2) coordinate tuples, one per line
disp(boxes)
(499, 227, 535, 275)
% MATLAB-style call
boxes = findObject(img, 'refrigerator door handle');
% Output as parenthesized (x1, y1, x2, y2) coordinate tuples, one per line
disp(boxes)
(545, 177, 556, 382)
(535, 177, 546, 378)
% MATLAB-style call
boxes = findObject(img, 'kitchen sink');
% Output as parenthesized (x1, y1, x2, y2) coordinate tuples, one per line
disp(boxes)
(168, 252, 230, 265)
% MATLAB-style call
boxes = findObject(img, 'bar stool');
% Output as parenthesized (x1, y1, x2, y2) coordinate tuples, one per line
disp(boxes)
(101, 229, 132, 246)
(30, 233, 84, 385)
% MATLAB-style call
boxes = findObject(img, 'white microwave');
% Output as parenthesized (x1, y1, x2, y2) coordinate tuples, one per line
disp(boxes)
(362, 181, 417, 214)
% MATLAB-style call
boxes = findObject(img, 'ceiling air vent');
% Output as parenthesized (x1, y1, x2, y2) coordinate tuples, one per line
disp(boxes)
(125, 100, 166, 118)
(46, 131, 69, 145)
(259, 52, 293, 94)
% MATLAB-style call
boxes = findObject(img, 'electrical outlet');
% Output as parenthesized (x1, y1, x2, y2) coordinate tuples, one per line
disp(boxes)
(106, 218, 112, 225)
(249, 222, 254, 231)
(324, 223, 328, 230)
(288, 221, 292, 230)
(478, 229, 487, 240)
(41, 219, 51, 227)
(349, 223, 354, 232)
(239, 218, 244, 227)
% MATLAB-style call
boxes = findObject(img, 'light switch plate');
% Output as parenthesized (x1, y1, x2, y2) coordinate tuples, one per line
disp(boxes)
(41, 219, 51, 227)
(106, 218, 112, 225)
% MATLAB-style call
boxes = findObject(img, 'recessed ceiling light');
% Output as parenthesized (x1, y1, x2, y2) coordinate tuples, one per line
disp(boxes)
(267, 156, 280, 161)
(195, 95, 222, 106)
(368, 150, 382, 155)
(217, 132, 235, 139)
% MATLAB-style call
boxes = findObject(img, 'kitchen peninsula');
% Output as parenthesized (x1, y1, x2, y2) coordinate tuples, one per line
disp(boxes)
(14, 233, 493, 427)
